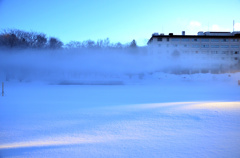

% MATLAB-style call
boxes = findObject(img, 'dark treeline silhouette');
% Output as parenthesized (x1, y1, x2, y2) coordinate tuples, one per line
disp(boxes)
(0, 29, 137, 50)
(0, 29, 63, 49)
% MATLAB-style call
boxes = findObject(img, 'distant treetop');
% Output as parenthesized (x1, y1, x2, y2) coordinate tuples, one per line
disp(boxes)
(0, 29, 138, 50)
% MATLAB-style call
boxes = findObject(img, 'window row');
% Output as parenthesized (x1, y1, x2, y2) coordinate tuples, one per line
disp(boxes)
(157, 37, 239, 42)
(182, 50, 239, 55)
(158, 44, 239, 48)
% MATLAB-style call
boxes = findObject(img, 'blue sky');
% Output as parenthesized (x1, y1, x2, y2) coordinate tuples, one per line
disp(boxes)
(0, 0, 240, 46)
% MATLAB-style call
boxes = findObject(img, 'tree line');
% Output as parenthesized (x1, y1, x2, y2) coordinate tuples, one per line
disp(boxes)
(0, 29, 137, 50)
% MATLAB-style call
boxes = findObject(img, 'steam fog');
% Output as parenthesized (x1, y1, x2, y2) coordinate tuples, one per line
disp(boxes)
(0, 47, 238, 84)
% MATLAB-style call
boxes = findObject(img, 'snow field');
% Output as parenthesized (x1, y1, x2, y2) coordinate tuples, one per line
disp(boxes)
(0, 76, 240, 157)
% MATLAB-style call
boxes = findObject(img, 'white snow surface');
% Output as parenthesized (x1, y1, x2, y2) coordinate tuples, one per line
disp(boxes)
(0, 73, 240, 158)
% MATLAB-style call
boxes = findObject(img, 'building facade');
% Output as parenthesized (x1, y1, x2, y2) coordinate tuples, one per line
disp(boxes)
(147, 31, 240, 74)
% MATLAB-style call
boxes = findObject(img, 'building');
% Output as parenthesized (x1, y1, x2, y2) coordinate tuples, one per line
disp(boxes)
(147, 31, 240, 74)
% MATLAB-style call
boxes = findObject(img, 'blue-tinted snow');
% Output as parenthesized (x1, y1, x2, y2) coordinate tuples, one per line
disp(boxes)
(0, 77, 240, 157)
(0, 49, 240, 157)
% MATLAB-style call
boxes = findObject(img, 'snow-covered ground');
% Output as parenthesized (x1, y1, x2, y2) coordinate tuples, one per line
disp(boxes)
(0, 73, 240, 158)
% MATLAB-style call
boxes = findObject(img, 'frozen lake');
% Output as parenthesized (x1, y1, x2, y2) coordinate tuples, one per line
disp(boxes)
(0, 76, 240, 157)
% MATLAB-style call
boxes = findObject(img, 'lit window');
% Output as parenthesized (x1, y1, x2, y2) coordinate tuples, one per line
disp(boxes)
(221, 45, 229, 48)
(192, 45, 199, 48)
(230, 39, 239, 42)
(182, 38, 189, 41)
(201, 39, 209, 42)
(222, 51, 228, 54)
(201, 45, 209, 48)
(211, 39, 220, 42)
(211, 45, 219, 48)
(172, 38, 179, 41)
(192, 38, 198, 42)
(221, 39, 228, 42)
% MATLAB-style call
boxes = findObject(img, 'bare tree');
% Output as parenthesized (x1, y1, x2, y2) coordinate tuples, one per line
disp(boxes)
(35, 34, 47, 48)
(66, 41, 82, 49)
(129, 39, 137, 48)
(114, 42, 123, 49)
(0, 29, 48, 49)
(48, 37, 63, 49)
(82, 40, 95, 48)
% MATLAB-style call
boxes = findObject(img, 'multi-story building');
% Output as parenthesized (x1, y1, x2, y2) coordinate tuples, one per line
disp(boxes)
(147, 31, 240, 74)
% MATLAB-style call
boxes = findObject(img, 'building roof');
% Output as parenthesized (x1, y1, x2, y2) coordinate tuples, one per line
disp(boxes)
(148, 32, 240, 44)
